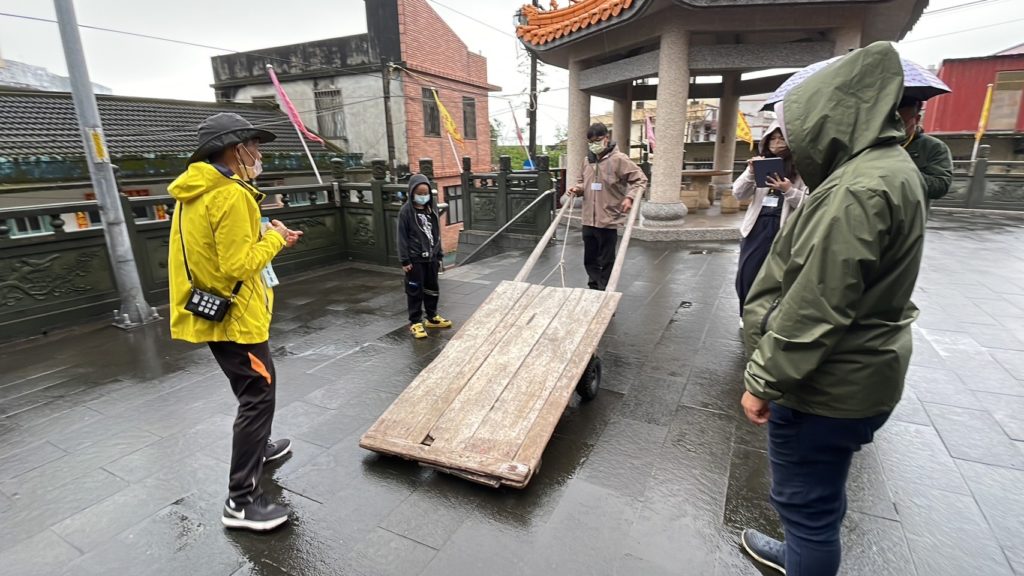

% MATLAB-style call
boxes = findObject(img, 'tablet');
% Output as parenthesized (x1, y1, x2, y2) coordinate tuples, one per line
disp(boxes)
(753, 157, 785, 188)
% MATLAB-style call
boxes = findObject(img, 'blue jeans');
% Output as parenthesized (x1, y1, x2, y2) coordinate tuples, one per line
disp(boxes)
(768, 403, 890, 576)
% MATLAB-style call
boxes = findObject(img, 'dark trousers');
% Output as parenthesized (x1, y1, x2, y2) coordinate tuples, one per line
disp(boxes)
(768, 403, 890, 576)
(406, 260, 440, 323)
(582, 225, 618, 291)
(736, 213, 780, 315)
(208, 341, 276, 504)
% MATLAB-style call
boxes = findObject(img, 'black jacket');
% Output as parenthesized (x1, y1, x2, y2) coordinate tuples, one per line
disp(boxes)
(904, 128, 953, 207)
(397, 174, 443, 265)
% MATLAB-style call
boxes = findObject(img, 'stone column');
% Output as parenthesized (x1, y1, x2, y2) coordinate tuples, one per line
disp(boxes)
(642, 26, 690, 229)
(567, 58, 591, 192)
(830, 25, 862, 56)
(613, 92, 632, 157)
(714, 72, 741, 214)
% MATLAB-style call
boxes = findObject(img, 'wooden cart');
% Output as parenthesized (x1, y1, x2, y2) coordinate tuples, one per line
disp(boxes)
(359, 193, 640, 488)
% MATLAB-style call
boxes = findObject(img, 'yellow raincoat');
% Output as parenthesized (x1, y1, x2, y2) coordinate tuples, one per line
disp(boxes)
(167, 162, 285, 344)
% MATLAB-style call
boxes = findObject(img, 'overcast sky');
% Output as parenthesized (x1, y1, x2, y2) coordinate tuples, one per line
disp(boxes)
(1, 0, 1021, 145)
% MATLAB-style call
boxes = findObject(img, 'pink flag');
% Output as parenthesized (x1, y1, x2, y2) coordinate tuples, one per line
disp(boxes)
(266, 65, 325, 146)
(645, 114, 656, 152)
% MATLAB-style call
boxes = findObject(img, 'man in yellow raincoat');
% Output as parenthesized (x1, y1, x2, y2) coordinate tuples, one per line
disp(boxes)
(168, 113, 302, 532)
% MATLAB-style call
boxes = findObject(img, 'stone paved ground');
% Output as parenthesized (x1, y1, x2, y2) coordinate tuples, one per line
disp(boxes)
(0, 210, 1022, 576)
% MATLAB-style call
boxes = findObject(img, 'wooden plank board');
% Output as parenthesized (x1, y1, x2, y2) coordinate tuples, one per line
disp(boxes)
(362, 281, 540, 441)
(426, 285, 576, 453)
(358, 435, 531, 483)
(462, 287, 607, 459)
(360, 282, 622, 488)
(513, 291, 621, 470)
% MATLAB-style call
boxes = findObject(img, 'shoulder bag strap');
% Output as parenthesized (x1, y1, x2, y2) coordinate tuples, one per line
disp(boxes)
(177, 200, 242, 297)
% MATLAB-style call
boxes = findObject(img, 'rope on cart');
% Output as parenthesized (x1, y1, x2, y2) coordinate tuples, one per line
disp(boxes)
(539, 196, 576, 288)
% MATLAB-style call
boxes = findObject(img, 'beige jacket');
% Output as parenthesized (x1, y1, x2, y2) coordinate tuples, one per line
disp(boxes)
(575, 145, 648, 228)
(733, 168, 807, 237)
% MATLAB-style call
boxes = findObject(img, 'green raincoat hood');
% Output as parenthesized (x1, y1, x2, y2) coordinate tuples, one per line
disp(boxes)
(782, 42, 907, 190)
(740, 41, 927, 420)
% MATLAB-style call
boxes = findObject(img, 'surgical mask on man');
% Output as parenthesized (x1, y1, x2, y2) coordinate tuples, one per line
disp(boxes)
(588, 140, 606, 155)
(413, 194, 431, 206)
(237, 144, 263, 180)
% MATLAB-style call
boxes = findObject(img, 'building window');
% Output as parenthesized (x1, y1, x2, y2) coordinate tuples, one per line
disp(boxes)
(314, 88, 347, 140)
(6, 216, 52, 237)
(990, 71, 1024, 132)
(422, 88, 441, 137)
(252, 95, 279, 109)
(443, 185, 463, 225)
(462, 97, 477, 140)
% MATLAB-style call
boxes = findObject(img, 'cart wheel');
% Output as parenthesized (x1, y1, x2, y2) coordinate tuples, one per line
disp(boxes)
(576, 355, 601, 401)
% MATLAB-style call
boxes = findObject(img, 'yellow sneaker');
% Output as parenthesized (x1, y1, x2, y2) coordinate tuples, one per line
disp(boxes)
(410, 323, 428, 339)
(423, 315, 453, 329)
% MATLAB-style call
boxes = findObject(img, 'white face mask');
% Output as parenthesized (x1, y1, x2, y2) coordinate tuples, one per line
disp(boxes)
(237, 144, 263, 180)
(588, 140, 606, 155)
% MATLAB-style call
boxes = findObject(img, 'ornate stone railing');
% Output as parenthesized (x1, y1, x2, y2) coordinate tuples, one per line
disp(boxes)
(0, 158, 438, 341)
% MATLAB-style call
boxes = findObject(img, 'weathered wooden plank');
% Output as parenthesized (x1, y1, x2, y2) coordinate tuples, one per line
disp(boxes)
(359, 434, 530, 483)
(464, 287, 607, 459)
(426, 285, 576, 454)
(419, 463, 502, 488)
(513, 291, 621, 468)
(362, 281, 539, 440)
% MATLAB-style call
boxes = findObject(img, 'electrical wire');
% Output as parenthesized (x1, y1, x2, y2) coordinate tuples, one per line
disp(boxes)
(901, 16, 1024, 43)
(923, 0, 1007, 16)
(425, 0, 518, 39)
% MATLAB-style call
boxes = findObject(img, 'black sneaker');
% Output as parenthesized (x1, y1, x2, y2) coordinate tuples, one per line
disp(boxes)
(221, 495, 289, 531)
(741, 529, 786, 574)
(264, 439, 292, 463)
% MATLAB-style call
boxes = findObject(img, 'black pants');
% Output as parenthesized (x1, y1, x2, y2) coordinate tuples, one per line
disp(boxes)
(735, 213, 781, 315)
(208, 340, 276, 504)
(769, 403, 890, 575)
(406, 260, 440, 323)
(582, 225, 618, 291)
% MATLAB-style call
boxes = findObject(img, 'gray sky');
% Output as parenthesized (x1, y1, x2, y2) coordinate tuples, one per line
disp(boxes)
(1, 0, 1021, 145)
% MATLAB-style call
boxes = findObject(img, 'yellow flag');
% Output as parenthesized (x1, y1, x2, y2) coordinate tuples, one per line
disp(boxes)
(736, 110, 754, 151)
(976, 83, 993, 143)
(432, 89, 463, 144)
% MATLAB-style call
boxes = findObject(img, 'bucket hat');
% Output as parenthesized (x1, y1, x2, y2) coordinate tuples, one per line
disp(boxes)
(187, 112, 277, 165)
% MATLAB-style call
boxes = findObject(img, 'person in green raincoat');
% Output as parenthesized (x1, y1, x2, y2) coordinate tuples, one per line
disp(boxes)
(737, 42, 927, 576)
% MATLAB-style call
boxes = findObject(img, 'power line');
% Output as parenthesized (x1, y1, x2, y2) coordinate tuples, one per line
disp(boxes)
(0, 11, 499, 104)
(923, 0, 1007, 15)
(425, 0, 517, 39)
(902, 16, 1024, 43)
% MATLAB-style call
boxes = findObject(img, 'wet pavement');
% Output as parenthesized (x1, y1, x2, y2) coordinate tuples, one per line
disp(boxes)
(1, 209, 1023, 576)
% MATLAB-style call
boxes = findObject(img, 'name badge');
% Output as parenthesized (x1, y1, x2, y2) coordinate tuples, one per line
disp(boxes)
(261, 263, 280, 288)
(762, 196, 780, 208)
(591, 183, 603, 191)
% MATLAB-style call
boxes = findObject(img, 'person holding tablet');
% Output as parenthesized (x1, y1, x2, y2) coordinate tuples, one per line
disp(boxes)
(732, 122, 807, 319)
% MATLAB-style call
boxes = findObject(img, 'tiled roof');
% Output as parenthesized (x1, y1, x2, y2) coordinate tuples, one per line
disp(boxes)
(516, 0, 637, 47)
(0, 89, 317, 159)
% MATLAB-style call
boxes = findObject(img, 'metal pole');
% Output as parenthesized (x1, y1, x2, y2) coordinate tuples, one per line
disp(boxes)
(382, 62, 398, 180)
(53, 0, 157, 329)
(528, 0, 539, 163)
(461, 189, 555, 267)
(292, 122, 323, 184)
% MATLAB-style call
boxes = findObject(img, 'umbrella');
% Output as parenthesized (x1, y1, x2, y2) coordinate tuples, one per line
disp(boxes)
(760, 55, 951, 111)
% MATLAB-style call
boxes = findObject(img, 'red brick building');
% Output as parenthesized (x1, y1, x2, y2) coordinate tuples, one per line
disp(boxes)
(396, 0, 499, 250)
(210, 0, 499, 253)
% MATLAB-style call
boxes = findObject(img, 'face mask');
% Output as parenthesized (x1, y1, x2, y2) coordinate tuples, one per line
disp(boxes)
(588, 141, 606, 155)
(413, 194, 431, 206)
(768, 135, 788, 157)
(237, 144, 263, 180)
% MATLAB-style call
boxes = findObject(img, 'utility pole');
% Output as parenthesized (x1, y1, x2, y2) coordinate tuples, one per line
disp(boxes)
(527, 0, 540, 164)
(381, 62, 398, 180)
(54, 0, 158, 328)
